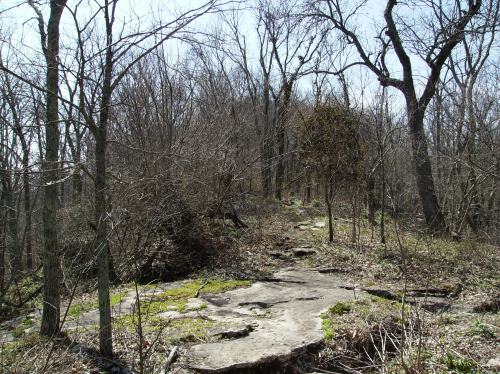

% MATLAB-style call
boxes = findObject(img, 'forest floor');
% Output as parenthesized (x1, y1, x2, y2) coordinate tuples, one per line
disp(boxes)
(1, 199, 500, 373)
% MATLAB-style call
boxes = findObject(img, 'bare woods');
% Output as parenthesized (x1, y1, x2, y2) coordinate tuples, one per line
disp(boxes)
(0, 0, 499, 353)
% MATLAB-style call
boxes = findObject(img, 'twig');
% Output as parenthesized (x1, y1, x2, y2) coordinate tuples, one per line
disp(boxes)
(196, 310, 211, 321)
(98, 356, 129, 368)
(194, 279, 209, 298)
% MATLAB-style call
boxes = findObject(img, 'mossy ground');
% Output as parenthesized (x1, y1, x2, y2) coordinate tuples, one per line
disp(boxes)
(67, 291, 127, 320)
(116, 279, 251, 327)
(110, 279, 251, 372)
(321, 296, 404, 342)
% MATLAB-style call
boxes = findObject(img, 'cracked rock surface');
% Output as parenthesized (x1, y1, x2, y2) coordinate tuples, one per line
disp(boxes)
(173, 268, 363, 373)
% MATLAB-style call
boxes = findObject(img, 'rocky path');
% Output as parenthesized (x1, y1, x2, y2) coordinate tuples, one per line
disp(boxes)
(1, 213, 472, 374)
(172, 268, 363, 373)
(1, 267, 365, 373)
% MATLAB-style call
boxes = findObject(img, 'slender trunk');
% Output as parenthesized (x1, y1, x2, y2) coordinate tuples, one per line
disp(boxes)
(261, 140, 272, 197)
(8, 187, 20, 274)
(351, 189, 356, 243)
(366, 176, 375, 225)
(305, 168, 311, 204)
(73, 164, 83, 201)
(261, 76, 272, 198)
(95, 133, 112, 356)
(24, 159, 32, 269)
(0, 186, 5, 291)
(434, 89, 443, 183)
(95, 1, 113, 356)
(40, 0, 67, 337)
(66, 118, 84, 202)
(465, 81, 481, 235)
(325, 178, 333, 242)
(275, 82, 293, 200)
(275, 122, 285, 200)
(381, 164, 386, 245)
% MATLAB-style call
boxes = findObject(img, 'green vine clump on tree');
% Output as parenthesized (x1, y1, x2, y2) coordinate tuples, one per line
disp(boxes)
(300, 101, 365, 241)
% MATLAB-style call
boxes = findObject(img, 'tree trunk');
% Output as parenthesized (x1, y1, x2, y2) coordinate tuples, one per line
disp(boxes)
(305, 167, 311, 204)
(8, 185, 20, 277)
(325, 178, 333, 242)
(407, 108, 446, 233)
(380, 160, 386, 245)
(380, 0, 481, 234)
(261, 76, 272, 198)
(366, 176, 375, 225)
(24, 158, 32, 270)
(95, 1, 114, 356)
(40, 0, 67, 337)
(465, 80, 482, 235)
(95, 132, 112, 356)
(0, 183, 5, 291)
(351, 189, 356, 243)
(275, 81, 293, 200)
(275, 122, 285, 200)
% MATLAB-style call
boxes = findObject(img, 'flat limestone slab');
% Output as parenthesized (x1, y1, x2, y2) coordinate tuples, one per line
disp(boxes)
(176, 269, 362, 373)
(64, 280, 188, 330)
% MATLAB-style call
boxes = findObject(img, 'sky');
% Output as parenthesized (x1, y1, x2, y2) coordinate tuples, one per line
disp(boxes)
(0, 0, 459, 113)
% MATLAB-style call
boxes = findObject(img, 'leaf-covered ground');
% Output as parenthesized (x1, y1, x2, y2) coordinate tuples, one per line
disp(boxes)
(1, 198, 499, 373)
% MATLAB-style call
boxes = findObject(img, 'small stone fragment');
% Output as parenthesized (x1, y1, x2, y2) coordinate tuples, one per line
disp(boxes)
(209, 323, 251, 338)
(293, 248, 317, 257)
(486, 358, 500, 368)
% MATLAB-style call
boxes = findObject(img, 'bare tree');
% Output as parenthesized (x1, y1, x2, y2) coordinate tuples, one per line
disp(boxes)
(262, 0, 327, 199)
(65, 0, 220, 356)
(444, 0, 499, 236)
(307, 0, 486, 233)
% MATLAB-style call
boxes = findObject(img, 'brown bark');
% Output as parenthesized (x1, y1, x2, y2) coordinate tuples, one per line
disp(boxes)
(94, 0, 114, 357)
(275, 81, 293, 200)
(3, 74, 33, 270)
(407, 106, 446, 233)
(37, 0, 67, 337)
(261, 75, 273, 198)
(366, 176, 375, 225)
(325, 178, 334, 242)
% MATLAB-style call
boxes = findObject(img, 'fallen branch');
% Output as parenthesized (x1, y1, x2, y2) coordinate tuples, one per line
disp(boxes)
(161, 346, 178, 374)
(194, 279, 209, 298)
